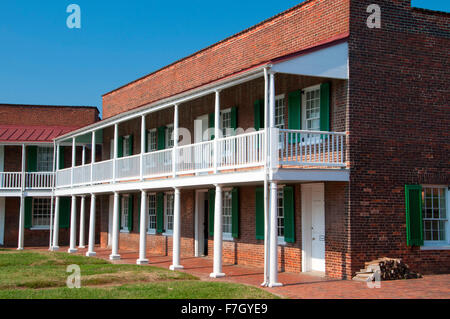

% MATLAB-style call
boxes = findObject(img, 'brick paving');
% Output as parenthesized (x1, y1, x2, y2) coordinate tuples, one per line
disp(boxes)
(26, 246, 450, 299)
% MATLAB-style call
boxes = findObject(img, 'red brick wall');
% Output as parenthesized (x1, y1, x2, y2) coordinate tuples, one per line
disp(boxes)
(347, 0, 450, 275)
(0, 104, 99, 127)
(102, 0, 350, 118)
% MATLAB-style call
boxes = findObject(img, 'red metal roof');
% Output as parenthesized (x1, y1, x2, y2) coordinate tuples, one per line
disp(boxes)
(0, 125, 79, 143)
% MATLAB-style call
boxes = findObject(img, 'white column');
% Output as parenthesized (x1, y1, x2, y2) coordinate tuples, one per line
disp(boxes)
(21, 144, 25, 190)
(113, 124, 118, 183)
(78, 196, 86, 248)
(68, 195, 77, 253)
(210, 185, 224, 278)
(17, 195, 25, 250)
(268, 182, 282, 287)
(51, 196, 60, 251)
(137, 190, 148, 265)
(86, 194, 96, 256)
(172, 104, 179, 178)
(71, 138, 76, 187)
(91, 131, 96, 184)
(269, 72, 276, 129)
(56, 143, 60, 171)
(213, 90, 220, 173)
(82, 145, 86, 165)
(140, 115, 146, 181)
(170, 187, 183, 270)
(262, 68, 270, 286)
(109, 192, 120, 260)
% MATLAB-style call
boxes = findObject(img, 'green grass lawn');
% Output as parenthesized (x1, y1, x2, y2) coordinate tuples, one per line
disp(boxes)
(0, 250, 276, 299)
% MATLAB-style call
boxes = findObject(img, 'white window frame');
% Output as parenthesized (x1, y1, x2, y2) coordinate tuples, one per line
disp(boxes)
(147, 129, 157, 153)
(222, 189, 233, 241)
(421, 185, 450, 250)
(302, 84, 321, 132)
(36, 146, 54, 172)
(220, 108, 233, 138)
(274, 95, 285, 129)
(120, 195, 130, 233)
(147, 193, 157, 234)
(166, 125, 174, 149)
(31, 197, 52, 230)
(122, 135, 131, 157)
(277, 186, 286, 245)
(163, 192, 174, 236)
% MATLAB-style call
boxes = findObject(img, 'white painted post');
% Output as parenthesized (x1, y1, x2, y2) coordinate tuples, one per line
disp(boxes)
(51, 196, 60, 251)
(172, 104, 179, 178)
(86, 194, 96, 257)
(82, 145, 86, 166)
(262, 67, 270, 286)
(91, 131, 96, 185)
(137, 190, 148, 264)
(71, 137, 76, 187)
(268, 182, 282, 287)
(109, 192, 121, 260)
(213, 91, 220, 173)
(170, 187, 183, 270)
(210, 185, 224, 278)
(56, 142, 60, 171)
(17, 195, 25, 250)
(21, 144, 25, 190)
(68, 195, 77, 253)
(78, 196, 86, 248)
(140, 115, 146, 181)
(113, 124, 118, 183)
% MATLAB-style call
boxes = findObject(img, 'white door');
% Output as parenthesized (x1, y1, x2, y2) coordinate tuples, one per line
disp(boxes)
(194, 115, 210, 173)
(302, 183, 325, 273)
(194, 115, 209, 143)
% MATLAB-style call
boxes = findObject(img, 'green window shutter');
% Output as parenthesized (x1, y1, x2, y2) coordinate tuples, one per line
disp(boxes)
(320, 82, 330, 132)
(208, 189, 215, 237)
(59, 197, 71, 228)
(26, 146, 37, 172)
(156, 192, 164, 233)
(255, 187, 264, 240)
(127, 195, 134, 231)
(231, 106, 238, 135)
(283, 186, 295, 243)
(128, 135, 133, 156)
(119, 195, 123, 230)
(254, 99, 264, 131)
(144, 130, 148, 153)
(208, 113, 215, 140)
(24, 197, 32, 229)
(157, 127, 166, 150)
(288, 90, 302, 130)
(117, 136, 124, 158)
(137, 195, 141, 230)
(232, 187, 239, 238)
(405, 185, 424, 246)
(58, 146, 65, 170)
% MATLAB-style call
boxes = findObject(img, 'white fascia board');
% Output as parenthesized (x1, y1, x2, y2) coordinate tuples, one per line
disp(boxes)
(23, 190, 54, 197)
(271, 42, 349, 79)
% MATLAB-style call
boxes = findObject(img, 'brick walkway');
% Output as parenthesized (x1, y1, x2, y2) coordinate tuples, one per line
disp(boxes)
(28, 246, 450, 299)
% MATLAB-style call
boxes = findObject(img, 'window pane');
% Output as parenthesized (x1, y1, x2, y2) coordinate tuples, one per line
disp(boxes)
(32, 198, 52, 227)
(37, 147, 54, 172)
(422, 187, 448, 243)
(222, 191, 232, 235)
(148, 194, 156, 230)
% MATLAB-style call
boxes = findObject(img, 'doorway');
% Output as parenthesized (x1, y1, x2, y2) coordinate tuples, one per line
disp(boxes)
(301, 183, 325, 273)
(195, 190, 209, 257)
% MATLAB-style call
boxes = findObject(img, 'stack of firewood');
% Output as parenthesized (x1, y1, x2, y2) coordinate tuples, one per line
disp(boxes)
(352, 257, 422, 282)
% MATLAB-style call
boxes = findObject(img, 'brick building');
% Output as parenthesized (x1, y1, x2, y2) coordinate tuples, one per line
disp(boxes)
(0, 104, 100, 248)
(9, 0, 449, 284)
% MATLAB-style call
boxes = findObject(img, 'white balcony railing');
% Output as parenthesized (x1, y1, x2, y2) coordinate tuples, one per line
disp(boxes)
(0, 172, 54, 190)
(54, 129, 347, 188)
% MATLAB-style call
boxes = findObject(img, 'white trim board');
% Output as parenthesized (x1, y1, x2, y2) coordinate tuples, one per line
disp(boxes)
(0, 197, 5, 245)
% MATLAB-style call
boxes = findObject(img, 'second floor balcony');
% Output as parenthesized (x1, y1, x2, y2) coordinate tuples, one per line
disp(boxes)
(55, 128, 347, 189)
(0, 171, 54, 190)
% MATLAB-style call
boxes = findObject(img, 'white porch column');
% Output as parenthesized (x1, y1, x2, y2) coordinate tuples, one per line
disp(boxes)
(109, 192, 121, 260)
(51, 196, 60, 251)
(268, 182, 282, 287)
(68, 195, 77, 253)
(140, 115, 145, 181)
(91, 131, 96, 184)
(210, 185, 224, 278)
(262, 67, 270, 286)
(172, 104, 179, 178)
(78, 196, 86, 248)
(170, 187, 183, 270)
(86, 194, 96, 257)
(71, 137, 76, 187)
(137, 190, 148, 264)
(113, 124, 118, 183)
(17, 195, 25, 250)
(213, 90, 220, 173)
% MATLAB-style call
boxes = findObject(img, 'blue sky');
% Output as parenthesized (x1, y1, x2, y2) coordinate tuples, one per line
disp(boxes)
(0, 0, 448, 118)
